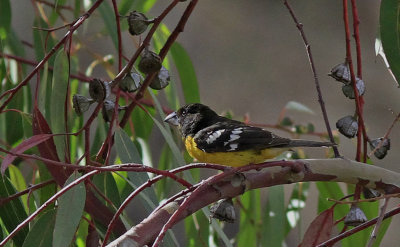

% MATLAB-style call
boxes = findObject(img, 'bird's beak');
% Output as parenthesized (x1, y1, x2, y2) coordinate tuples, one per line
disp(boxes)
(164, 111, 179, 126)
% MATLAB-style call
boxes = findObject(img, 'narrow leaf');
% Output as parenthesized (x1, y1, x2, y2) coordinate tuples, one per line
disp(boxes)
(285, 101, 315, 115)
(50, 50, 69, 162)
(380, 0, 400, 85)
(22, 209, 56, 247)
(170, 42, 200, 104)
(0, 175, 28, 247)
(1, 134, 53, 174)
(262, 185, 285, 246)
(300, 208, 334, 247)
(53, 172, 86, 247)
(0, 0, 11, 39)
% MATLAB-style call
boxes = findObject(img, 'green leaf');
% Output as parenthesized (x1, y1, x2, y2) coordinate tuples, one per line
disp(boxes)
(97, 0, 118, 49)
(133, 0, 157, 13)
(185, 212, 209, 247)
(92, 173, 121, 207)
(237, 190, 261, 246)
(0, 175, 28, 247)
(8, 165, 28, 212)
(373, 217, 392, 247)
(114, 127, 142, 164)
(22, 209, 56, 247)
(261, 186, 285, 246)
(284, 182, 310, 236)
(0, 0, 11, 40)
(170, 42, 200, 104)
(50, 50, 69, 162)
(380, 0, 400, 85)
(114, 126, 158, 211)
(285, 101, 315, 115)
(53, 172, 86, 247)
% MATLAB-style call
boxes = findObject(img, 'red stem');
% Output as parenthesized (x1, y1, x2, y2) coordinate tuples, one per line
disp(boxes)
(0, 170, 101, 246)
(0, 0, 105, 112)
(111, 0, 122, 71)
(317, 206, 400, 246)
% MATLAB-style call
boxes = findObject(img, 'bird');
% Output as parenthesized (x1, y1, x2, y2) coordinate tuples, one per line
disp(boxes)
(164, 103, 334, 167)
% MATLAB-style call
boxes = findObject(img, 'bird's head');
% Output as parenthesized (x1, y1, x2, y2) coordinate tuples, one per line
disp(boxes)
(164, 103, 218, 137)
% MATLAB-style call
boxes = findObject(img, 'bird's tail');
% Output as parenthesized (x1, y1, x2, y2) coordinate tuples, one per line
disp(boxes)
(287, 139, 335, 148)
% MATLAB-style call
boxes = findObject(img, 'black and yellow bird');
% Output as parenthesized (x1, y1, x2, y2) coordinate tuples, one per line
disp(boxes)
(164, 103, 334, 167)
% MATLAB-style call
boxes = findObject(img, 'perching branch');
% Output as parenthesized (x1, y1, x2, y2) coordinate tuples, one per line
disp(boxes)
(107, 158, 400, 246)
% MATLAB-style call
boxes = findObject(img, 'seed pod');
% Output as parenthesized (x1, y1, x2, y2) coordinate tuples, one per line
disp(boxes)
(149, 66, 170, 90)
(72, 94, 94, 115)
(102, 100, 117, 122)
(210, 198, 235, 223)
(342, 78, 365, 99)
(138, 49, 162, 74)
(128, 11, 149, 35)
(344, 204, 367, 227)
(336, 115, 358, 138)
(329, 62, 351, 83)
(120, 72, 142, 92)
(369, 137, 390, 159)
(89, 79, 110, 102)
(363, 188, 381, 200)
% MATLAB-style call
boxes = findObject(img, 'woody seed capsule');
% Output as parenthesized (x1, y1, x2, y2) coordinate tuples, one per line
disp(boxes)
(72, 94, 94, 115)
(128, 11, 149, 36)
(336, 115, 358, 138)
(329, 62, 351, 83)
(120, 72, 142, 92)
(210, 198, 236, 223)
(89, 79, 110, 102)
(138, 49, 162, 74)
(149, 66, 170, 90)
(369, 137, 390, 159)
(344, 204, 367, 227)
(342, 78, 365, 99)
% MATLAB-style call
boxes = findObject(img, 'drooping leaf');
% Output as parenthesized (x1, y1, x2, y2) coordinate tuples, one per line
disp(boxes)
(50, 50, 69, 162)
(380, 0, 400, 85)
(0, 175, 29, 247)
(237, 190, 261, 246)
(285, 101, 315, 115)
(170, 42, 200, 104)
(53, 172, 86, 247)
(261, 185, 285, 246)
(185, 212, 209, 247)
(96, 0, 118, 49)
(300, 208, 334, 247)
(1, 134, 53, 174)
(22, 209, 56, 247)
(0, 0, 11, 40)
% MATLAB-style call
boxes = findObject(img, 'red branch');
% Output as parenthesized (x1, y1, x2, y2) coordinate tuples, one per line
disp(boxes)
(0, 0, 105, 112)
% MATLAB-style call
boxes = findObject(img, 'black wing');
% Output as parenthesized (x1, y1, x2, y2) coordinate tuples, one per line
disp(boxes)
(193, 119, 291, 153)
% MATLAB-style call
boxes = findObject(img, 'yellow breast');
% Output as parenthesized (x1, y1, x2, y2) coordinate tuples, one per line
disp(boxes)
(184, 136, 285, 167)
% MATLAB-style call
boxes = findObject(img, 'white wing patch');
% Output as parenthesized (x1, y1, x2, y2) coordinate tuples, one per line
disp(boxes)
(206, 129, 225, 144)
(228, 143, 238, 151)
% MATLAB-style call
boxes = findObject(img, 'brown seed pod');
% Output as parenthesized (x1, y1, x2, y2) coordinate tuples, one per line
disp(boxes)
(149, 66, 170, 90)
(128, 11, 149, 36)
(120, 72, 142, 92)
(369, 137, 390, 159)
(342, 78, 365, 99)
(336, 115, 358, 138)
(329, 62, 351, 83)
(344, 204, 367, 227)
(89, 79, 110, 102)
(72, 94, 94, 115)
(138, 49, 162, 74)
(210, 198, 236, 223)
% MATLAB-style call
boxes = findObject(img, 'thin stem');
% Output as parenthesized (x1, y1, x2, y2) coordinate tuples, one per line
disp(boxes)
(283, 0, 340, 157)
(367, 198, 390, 247)
(0, 180, 55, 206)
(317, 206, 400, 247)
(0, 0, 105, 112)
(0, 170, 100, 246)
